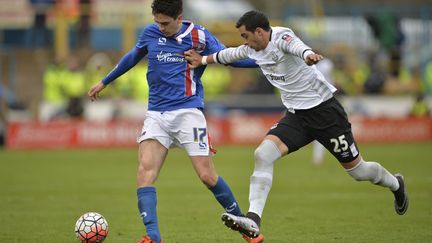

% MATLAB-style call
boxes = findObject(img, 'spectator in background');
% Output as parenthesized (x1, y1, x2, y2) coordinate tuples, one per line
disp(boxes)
(410, 93, 430, 118)
(201, 65, 232, 99)
(77, 0, 91, 48)
(365, 11, 405, 78)
(41, 55, 86, 120)
(117, 62, 149, 102)
(424, 61, 432, 95)
(363, 52, 387, 94)
(28, 0, 55, 48)
(41, 58, 67, 121)
(63, 56, 86, 118)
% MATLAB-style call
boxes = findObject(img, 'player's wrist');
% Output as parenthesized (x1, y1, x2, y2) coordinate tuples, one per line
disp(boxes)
(302, 50, 315, 60)
(201, 56, 208, 65)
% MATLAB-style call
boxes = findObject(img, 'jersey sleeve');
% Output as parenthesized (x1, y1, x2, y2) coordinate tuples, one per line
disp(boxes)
(101, 47, 147, 85)
(213, 45, 250, 64)
(202, 28, 226, 54)
(274, 29, 313, 60)
(203, 29, 257, 68)
(101, 27, 150, 85)
(135, 25, 152, 50)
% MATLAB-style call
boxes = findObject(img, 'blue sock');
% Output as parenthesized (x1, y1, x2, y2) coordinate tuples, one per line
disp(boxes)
(137, 187, 161, 243)
(210, 176, 242, 216)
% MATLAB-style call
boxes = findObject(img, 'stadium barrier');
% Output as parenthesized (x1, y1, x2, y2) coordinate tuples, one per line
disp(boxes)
(6, 115, 432, 149)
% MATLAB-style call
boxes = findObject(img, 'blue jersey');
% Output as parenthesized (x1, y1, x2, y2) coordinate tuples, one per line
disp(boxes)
(102, 20, 256, 111)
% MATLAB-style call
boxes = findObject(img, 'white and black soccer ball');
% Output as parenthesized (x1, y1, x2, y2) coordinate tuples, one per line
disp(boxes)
(75, 212, 109, 243)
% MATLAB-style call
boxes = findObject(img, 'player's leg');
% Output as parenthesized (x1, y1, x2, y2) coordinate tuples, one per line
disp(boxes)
(189, 155, 263, 242)
(315, 98, 408, 215)
(312, 140, 325, 166)
(220, 135, 287, 239)
(222, 112, 313, 239)
(342, 155, 398, 189)
(174, 108, 243, 216)
(136, 112, 172, 243)
(342, 156, 408, 215)
(136, 140, 168, 243)
(248, 135, 287, 222)
(190, 155, 243, 216)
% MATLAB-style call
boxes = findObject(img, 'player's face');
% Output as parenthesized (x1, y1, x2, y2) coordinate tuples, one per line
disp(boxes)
(238, 25, 264, 51)
(154, 13, 183, 37)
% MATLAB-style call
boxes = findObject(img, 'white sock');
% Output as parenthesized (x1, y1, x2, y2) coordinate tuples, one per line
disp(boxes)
(346, 159, 399, 191)
(249, 140, 282, 217)
(312, 140, 325, 165)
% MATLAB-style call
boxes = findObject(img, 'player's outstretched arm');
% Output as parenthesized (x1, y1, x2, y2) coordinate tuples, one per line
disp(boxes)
(88, 81, 106, 101)
(87, 47, 147, 101)
(184, 48, 255, 69)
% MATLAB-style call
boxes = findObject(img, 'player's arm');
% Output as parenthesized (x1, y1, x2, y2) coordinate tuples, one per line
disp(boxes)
(200, 28, 256, 68)
(184, 45, 250, 69)
(274, 30, 323, 66)
(88, 47, 147, 101)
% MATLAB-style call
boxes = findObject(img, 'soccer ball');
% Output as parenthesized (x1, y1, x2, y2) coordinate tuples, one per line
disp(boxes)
(75, 212, 109, 243)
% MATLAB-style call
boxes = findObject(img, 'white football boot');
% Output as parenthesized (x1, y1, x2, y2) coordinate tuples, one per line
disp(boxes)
(221, 213, 260, 238)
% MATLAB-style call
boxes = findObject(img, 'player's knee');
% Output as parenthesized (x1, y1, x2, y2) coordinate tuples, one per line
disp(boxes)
(254, 140, 281, 168)
(198, 172, 218, 188)
(346, 160, 381, 183)
(254, 145, 267, 164)
(137, 164, 158, 185)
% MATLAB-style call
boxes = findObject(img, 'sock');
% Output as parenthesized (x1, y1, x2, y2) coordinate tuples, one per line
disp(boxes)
(346, 159, 399, 191)
(312, 140, 325, 165)
(249, 139, 281, 217)
(137, 187, 161, 243)
(210, 176, 242, 216)
(249, 171, 273, 217)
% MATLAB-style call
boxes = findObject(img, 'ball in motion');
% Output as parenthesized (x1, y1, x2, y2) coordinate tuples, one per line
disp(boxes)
(75, 212, 109, 243)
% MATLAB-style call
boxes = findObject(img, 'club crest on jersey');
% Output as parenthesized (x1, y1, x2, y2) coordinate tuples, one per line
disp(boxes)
(270, 52, 278, 62)
(194, 43, 206, 53)
(282, 34, 293, 42)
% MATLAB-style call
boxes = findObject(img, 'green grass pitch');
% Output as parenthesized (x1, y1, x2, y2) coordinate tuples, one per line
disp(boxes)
(1, 143, 431, 242)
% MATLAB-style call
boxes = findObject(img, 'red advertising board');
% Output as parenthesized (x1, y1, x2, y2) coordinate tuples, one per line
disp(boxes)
(351, 117, 432, 142)
(6, 116, 432, 149)
(6, 120, 142, 149)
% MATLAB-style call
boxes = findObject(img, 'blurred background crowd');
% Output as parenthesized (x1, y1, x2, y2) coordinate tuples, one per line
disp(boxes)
(1, 0, 432, 146)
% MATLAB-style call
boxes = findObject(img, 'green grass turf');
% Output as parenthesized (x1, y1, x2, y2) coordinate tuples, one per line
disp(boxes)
(0, 143, 431, 242)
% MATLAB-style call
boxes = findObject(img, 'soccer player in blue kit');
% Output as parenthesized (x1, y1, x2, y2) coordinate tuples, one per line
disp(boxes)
(88, 1, 257, 242)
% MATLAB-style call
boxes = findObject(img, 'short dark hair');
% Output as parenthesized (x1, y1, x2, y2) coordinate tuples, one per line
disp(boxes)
(152, 0, 183, 19)
(236, 10, 270, 32)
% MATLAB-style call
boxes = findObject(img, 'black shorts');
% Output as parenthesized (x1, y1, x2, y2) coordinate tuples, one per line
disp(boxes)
(267, 97, 360, 163)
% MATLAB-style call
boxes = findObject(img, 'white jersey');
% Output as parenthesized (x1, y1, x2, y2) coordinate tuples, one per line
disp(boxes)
(213, 26, 337, 110)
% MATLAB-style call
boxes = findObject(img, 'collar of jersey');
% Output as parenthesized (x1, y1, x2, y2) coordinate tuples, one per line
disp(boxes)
(175, 20, 194, 44)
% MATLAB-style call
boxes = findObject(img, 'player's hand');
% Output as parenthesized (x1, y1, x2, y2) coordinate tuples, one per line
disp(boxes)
(88, 82, 106, 101)
(184, 49, 202, 69)
(305, 53, 323, 66)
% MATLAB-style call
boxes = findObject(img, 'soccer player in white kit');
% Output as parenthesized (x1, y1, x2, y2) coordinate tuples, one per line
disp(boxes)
(185, 10, 408, 243)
